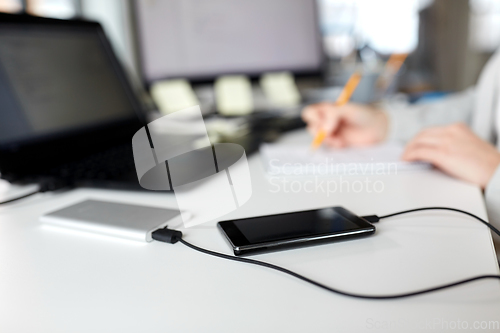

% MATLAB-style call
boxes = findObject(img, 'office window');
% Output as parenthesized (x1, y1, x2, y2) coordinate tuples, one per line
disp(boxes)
(469, 0, 500, 52)
(319, 0, 433, 57)
(0, 0, 22, 13)
(26, 0, 79, 19)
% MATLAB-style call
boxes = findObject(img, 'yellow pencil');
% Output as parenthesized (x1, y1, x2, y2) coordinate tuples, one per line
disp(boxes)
(386, 53, 408, 74)
(310, 71, 362, 150)
(375, 53, 408, 92)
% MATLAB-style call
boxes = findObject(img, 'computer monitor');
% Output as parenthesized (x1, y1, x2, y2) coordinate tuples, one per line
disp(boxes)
(134, 0, 324, 84)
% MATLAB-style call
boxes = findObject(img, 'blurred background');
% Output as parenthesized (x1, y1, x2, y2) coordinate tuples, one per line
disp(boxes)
(1, 0, 500, 152)
(1, 0, 498, 91)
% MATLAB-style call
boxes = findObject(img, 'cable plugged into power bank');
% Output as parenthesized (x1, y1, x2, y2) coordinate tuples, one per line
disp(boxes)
(153, 207, 500, 300)
(152, 227, 183, 244)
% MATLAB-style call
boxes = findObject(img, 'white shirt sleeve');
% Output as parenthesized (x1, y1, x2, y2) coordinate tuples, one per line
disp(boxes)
(384, 88, 476, 142)
(485, 164, 500, 253)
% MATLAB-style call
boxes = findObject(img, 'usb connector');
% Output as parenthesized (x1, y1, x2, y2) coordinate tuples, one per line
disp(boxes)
(152, 228, 183, 244)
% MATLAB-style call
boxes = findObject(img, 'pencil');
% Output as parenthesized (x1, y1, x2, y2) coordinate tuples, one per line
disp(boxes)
(375, 53, 408, 92)
(310, 71, 362, 150)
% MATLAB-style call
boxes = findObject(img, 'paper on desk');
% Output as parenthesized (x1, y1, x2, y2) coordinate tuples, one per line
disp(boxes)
(260, 72, 300, 107)
(215, 75, 253, 115)
(260, 142, 430, 176)
(151, 79, 199, 114)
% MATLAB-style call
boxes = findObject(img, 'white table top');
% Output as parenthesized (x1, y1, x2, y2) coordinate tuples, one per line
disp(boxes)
(1, 130, 499, 333)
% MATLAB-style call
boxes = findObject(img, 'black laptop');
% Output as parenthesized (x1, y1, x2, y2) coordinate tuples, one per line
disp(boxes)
(0, 13, 149, 190)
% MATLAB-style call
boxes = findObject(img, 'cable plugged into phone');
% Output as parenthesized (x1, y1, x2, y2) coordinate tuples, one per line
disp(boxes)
(153, 207, 500, 300)
(361, 215, 380, 223)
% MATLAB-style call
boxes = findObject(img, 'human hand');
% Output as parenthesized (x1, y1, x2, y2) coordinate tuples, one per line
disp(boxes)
(301, 102, 388, 148)
(402, 123, 500, 189)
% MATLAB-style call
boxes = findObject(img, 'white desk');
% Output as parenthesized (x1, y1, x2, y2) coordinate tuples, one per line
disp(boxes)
(1, 130, 499, 333)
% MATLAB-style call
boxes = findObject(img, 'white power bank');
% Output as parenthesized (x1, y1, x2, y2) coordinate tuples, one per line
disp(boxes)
(40, 200, 182, 242)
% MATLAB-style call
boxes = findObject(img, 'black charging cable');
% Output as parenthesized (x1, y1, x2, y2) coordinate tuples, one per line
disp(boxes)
(152, 207, 500, 300)
(0, 179, 69, 205)
(0, 189, 41, 205)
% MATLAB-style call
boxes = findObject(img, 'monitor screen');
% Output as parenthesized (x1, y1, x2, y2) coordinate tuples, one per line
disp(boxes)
(0, 24, 138, 146)
(135, 0, 323, 83)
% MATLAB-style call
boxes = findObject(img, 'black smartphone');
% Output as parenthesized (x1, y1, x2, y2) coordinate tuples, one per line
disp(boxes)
(217, 206, 375, 256)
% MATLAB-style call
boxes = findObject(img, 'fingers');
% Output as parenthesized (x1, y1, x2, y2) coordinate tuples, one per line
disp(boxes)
(403, 123, 471, 158)
(301, 102, 386, 148)
(322, 105, 343, 135)
(301, 104, 322, 124)
(404, 128, 449, 151)
(324, 136, 346, 148)
(402, 126, 453, 165)
(301, 102, 344, 136)
(402, 146, 443, 163)
(302, 103, 332, 125)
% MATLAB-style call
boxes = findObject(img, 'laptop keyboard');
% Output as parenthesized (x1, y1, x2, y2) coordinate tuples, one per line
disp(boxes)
(50, 144, 137, 182)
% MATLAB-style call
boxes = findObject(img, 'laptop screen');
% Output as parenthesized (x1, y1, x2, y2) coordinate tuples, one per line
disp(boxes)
(0, 24, 138, 146)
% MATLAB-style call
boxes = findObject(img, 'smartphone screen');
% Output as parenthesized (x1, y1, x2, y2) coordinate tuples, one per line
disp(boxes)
(218, 207, 375, 255)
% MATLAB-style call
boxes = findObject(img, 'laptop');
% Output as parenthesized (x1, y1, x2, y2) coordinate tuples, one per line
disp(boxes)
(0, 13, 150, 190)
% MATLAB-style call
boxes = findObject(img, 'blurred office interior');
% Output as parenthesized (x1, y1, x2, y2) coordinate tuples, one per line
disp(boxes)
(1, 0, 500, 149)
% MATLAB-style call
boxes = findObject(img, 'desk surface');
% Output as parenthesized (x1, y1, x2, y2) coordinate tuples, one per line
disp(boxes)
(1, 130, 499, 333)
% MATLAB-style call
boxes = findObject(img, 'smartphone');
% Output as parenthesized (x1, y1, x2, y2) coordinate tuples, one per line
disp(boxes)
(217, 206, 375, 256)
